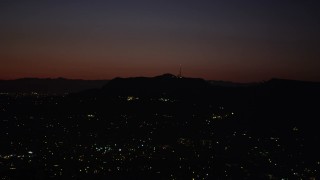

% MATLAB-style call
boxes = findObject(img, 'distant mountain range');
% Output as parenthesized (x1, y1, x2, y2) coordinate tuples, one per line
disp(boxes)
(1, 75, 320, 96)
(1, 74, 320, 136)
(70, 74, 320, 117)
(0, 78, 109, 94)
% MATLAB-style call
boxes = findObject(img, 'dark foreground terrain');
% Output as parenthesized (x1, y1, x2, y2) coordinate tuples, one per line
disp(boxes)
(1, 74, 320, 179)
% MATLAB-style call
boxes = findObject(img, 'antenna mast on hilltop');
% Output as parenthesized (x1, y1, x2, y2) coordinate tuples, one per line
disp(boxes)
(178, 64, 182, 78)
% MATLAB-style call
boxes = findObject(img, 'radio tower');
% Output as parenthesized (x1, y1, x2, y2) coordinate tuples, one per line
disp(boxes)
(178, 64, 182, 78)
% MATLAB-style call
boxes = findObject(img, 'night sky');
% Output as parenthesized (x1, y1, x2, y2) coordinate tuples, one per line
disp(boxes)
(1, 0, 320, 82)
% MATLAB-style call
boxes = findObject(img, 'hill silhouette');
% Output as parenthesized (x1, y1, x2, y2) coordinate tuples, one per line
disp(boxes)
(102, 74, 210, 98)
(89, 75, 320, 131)
(0, 78, 109, 94)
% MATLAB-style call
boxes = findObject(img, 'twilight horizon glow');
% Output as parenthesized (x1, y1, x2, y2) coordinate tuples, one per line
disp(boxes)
(1, 0, 320, 82)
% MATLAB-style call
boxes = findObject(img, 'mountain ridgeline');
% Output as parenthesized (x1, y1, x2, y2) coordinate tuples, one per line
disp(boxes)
(0, 78, 109, 94)
(78, 74, 320, 134)
(102, 74, 211, 99)
(80, 74, 320, 109)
